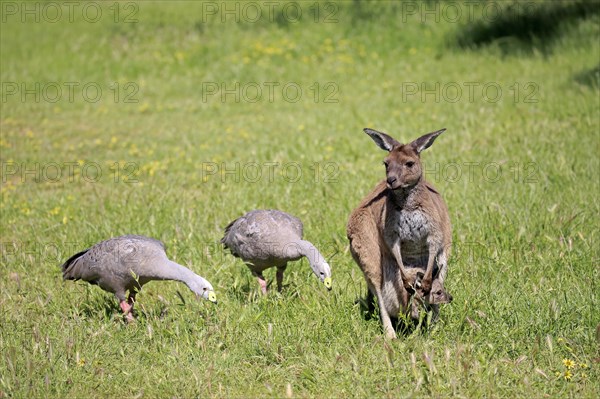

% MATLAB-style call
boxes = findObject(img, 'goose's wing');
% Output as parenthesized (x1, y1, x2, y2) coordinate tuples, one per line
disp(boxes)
(221, 210, 303, 262)
(267, 210, 303, 240)
(61, 235, 166, 294)
(61, 237, 124, 294)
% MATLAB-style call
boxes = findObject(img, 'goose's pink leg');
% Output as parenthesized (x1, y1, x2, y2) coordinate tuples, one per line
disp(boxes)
(127, 292, 137, 321)
(119, 300, 135, 322)
(256, 274, 268, 295)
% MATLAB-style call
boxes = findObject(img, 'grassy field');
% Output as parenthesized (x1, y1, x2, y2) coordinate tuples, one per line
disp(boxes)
(1, 1, 599, 397)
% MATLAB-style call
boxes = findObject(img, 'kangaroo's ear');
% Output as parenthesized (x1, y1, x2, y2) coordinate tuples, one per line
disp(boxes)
(410, 128, 446, 154)
(364, 128, 401, 152)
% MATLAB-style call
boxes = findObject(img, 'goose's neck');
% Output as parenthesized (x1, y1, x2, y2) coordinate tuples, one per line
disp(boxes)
(296, 240, 325, 267)
(154, 260, 198, 286)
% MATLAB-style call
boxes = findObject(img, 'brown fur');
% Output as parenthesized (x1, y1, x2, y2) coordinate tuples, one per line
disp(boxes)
(347, 128, 452, 339)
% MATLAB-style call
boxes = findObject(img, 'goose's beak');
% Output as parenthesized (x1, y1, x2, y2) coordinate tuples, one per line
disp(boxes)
(207, 291, 217, 303)
(323, 277, 332, 290)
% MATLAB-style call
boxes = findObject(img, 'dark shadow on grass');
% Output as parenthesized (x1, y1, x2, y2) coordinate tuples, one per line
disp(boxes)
(77, 297, 119, 320)
(454, 1, 599, 55)
(227, 276, 263, 303)
(574, 65, 600, 88)
(356, 293, 435, 337)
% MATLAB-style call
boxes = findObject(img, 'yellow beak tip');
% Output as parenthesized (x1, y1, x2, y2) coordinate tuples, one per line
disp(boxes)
(324, 278, 332, 290)
(207, 292, 217, 303)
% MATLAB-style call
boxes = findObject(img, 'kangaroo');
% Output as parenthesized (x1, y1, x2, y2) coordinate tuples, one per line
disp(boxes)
(347, 128, 452, 339)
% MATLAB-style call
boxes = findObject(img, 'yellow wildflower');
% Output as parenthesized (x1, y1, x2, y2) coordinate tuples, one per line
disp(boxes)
(562, 359, 575, 369)
(129, 144, 140, 156)
(563, 370, 572, 381)
(138, 103, 150, 113)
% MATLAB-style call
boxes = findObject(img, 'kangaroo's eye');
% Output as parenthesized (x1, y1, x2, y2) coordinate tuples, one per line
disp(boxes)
(406, 161, 415, 168)
(382, 161, 389, 168)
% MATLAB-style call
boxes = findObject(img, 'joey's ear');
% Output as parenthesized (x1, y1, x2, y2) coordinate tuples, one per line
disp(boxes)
(364, 128, 401, 152)
(411, 128, 446, 154)
(415, 271, 424, 287)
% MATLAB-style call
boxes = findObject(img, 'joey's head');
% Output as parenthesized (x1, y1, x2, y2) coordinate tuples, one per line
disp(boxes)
(364, 128, 446, 191)
(425, 279, 453, 305)
(411, 271, 452, 306)
(406, 269, 452, 321)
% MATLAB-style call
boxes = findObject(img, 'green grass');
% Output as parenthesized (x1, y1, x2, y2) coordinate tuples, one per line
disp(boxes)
(1, 1, 598, 397)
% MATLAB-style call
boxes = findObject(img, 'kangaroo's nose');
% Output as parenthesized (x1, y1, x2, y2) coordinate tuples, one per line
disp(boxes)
(387, 176, 397, 185)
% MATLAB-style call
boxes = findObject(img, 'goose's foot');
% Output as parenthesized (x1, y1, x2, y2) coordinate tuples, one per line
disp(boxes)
(119, 300, 135, 322)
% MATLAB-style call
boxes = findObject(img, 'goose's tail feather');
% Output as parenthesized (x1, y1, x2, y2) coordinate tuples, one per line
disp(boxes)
(61, 249, 89, 280)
